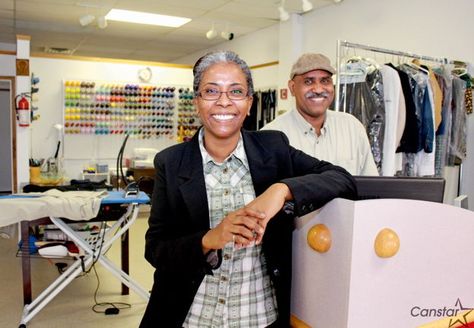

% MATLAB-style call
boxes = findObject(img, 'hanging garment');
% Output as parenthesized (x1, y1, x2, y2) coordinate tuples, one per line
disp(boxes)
(433, 68, 453, 176)
(244, 92, 261, 131)
(428, 69, 443, 130)
(448, 76, 467, 164)
(380, 64, 406, 176)
(261, 90, 277, 127)
(388, 64, 419, 154)
(245, 90, 277, 131)
(339, 58, 385, 173)
(414, 82, 436, 176)
(399, 63, 433, 153)
(459, 73, 473, 115)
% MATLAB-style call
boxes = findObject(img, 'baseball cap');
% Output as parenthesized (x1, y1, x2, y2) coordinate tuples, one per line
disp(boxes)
(290, 53, 336, 79)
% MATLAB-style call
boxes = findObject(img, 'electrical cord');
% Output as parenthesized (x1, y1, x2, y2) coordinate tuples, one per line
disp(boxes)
(55, 262, 68, 274)
(91, 264, 131, 315)
(50, 214, 132, 315)
(116, 134, 130, 191)
(85, 221, 132, 314)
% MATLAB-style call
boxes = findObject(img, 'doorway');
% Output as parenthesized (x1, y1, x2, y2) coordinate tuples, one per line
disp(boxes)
(0, 77, 17, 194)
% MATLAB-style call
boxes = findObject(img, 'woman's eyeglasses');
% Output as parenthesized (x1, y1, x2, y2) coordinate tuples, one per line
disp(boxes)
(198, 87, 248, 101)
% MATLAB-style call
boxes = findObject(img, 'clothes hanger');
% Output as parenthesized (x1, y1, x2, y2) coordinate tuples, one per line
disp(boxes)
(452, 67, 467, 77)
(451, 60, 468, 77)
(405, 57, 430, 74)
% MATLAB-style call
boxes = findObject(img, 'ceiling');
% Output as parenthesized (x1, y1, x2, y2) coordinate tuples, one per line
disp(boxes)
(0, 0, 334, 64)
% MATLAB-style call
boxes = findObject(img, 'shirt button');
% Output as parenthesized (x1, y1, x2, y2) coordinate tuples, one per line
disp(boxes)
(224, 189, 229, 196)
(218, 298, 226, 304)
(223, 168, 228, 174)
(221, 276, 228, 281)
(224, 254, 231, 260)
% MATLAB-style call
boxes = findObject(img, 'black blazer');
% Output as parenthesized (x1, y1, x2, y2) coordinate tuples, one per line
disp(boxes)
(140, 129, 356, 327)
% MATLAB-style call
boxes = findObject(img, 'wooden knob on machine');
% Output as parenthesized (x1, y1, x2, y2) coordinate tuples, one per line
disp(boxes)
(307, 224, 332, 253)
(374, 228, 400, 258)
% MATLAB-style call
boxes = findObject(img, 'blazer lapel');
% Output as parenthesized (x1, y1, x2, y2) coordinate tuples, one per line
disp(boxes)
(177, 135, 210, 231)
(242, 130, 277, 196)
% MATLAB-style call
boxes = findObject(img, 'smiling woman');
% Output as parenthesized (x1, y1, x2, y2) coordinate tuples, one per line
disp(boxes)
(139, 50, 357, 328)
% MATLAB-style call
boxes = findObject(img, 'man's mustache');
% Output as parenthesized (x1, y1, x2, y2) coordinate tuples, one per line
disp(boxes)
(305, 91, 329, 99)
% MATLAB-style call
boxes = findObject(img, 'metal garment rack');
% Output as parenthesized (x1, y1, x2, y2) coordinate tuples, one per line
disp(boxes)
(335, 40, 465, 195)
(335, 40, 451, 111)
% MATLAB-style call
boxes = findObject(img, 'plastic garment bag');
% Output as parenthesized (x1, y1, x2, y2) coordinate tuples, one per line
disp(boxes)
(398, 64, 432, 153)
(339, 58, 385, 173)
(448, 76, 467, 164)
(433, 68, 453, 176)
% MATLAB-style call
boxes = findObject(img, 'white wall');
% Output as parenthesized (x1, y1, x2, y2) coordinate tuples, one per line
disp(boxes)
(174, 24, 280, 67)
(301, 0, 474, 63)
(251, 65, 279, 91)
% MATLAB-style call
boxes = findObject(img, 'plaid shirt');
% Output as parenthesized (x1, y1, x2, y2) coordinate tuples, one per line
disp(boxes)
(183, 129, 278, 328)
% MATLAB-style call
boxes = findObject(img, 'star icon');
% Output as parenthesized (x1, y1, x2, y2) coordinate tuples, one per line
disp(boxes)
(448, 299, 474, 328)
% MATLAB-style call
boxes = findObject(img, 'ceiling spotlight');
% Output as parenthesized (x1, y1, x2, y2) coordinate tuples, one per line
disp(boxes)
(206, 24, 218, 39)
(97, 16, 108, 29)
(221, 31, 234, 41)
(302, 0, 313, 12)
(79, 14, 95, 26)
(278, 5, 290, 21)
(333, 0, 343, 3)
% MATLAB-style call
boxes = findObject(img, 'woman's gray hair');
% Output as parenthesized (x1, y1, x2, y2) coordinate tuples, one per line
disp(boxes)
(193, 50, 254, 97)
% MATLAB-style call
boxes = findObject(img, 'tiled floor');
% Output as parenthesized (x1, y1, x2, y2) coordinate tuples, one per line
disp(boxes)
(0, 214, 154, 328)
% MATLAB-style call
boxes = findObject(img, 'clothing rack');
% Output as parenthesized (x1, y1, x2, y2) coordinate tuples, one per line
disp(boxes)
(335, 40, 453, 110)
(335, 40, 466, 198)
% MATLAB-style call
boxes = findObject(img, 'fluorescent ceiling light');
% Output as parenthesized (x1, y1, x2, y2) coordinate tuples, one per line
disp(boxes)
(105, 9, 191, 27)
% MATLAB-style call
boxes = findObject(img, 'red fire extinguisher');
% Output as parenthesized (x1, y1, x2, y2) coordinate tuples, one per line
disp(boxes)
(15, 93, 31, 127)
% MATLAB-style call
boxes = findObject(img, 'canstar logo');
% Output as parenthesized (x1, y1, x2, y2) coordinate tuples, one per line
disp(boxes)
(410, 299, 473, 327)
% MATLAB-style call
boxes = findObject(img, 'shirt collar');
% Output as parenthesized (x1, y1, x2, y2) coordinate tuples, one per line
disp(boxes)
(198, 128, 249, 170)
(291, 108, 329, 136)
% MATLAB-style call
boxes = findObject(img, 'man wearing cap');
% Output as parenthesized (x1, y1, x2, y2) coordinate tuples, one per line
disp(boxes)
(262, 53, 378, 176)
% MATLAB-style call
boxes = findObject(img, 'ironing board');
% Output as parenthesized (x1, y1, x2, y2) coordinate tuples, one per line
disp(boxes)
(0, 191, 150, 328)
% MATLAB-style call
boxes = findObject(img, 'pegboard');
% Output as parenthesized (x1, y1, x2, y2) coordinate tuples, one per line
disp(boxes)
(63, 80, 178, 138)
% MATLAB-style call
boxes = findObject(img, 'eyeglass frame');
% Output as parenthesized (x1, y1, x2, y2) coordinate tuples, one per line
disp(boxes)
(196, 87, 250, 101)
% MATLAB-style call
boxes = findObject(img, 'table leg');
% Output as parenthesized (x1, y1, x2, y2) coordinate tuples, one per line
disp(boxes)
(121, 228, 129, 295)
(21, 221, 32, 304)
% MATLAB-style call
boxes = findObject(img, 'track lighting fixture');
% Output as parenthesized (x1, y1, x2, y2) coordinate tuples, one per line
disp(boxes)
(79, 14, 108, 29)
(79, 14, 95, 26)
(278, 0, 316, 20)
(302, 0, 313, 12)
(278, 1, 290, 21)
(206, 24, 218, 39)
(97, 16, 108, 29)
(220, 24, 234, 41)
(205, 23, 234, 40)
(221, 31, 234, 41)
